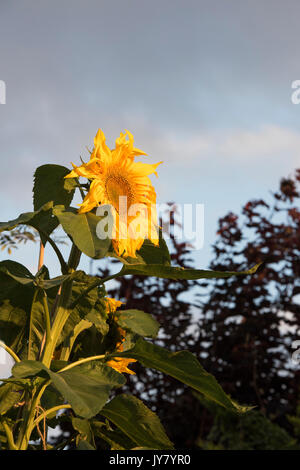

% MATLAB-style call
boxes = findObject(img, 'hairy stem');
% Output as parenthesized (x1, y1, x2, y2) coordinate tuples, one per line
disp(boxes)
(41, 244, 81, 367)
(2, 421, 17, 450)
(17, 380, 51, 450)
(58, 354, 106, 373)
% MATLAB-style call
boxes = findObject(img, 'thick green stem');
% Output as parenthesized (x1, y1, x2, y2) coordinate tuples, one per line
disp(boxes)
(41, 244, 81, 368)
(2, 421, 17, 450)
(17, 380, 51, 450)
(42, 290, 52, 349)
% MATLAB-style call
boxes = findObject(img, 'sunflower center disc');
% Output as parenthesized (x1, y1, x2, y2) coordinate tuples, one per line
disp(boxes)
(105, 174, 133, 210)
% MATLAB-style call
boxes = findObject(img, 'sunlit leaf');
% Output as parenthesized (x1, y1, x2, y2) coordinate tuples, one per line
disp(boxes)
(101, 394, 173, 449)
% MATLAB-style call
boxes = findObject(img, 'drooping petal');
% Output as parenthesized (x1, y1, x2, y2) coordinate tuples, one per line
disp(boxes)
(129, 161, 162, 177)
(65, 129, 161, 257)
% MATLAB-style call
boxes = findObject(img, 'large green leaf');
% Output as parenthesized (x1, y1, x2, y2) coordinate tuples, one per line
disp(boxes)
(0, 383, 24, 415)
(76, 440, 96, 450)
(108, 338, 249, 413)
(58, 281, 107, 350)
(12, 360, 126, 419)
(0, 202, 56, 247)
(137, 232, 170, 265)
(101, 394, 173, 450)
(92, 421, 136, 450)
(0, 302, 27, 352)
(33, 164, 77, 244)
(72, 417, 94, 446)
(0, 260, 72, 289)
(33, 164, 76, 211)
(53, 205, 111, 259)
(0, 263, 34, 353)
(0, 260, 35, 285)
(119, 262, 262, 280)
(59, 319, 92, 361)
(28, 289, 49, 360)
(115, 310, 160, 339)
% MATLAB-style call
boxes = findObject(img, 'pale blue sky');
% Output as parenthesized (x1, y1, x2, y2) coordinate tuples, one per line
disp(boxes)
(0, 0, 299, 278)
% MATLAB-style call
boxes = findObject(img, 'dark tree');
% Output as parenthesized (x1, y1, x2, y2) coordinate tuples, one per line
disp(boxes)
(196, 169, 300, 429)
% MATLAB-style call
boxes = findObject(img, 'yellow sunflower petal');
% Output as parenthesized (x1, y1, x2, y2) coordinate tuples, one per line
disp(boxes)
(105, 297, 123, 315)
(106, 357, 137, 375)
(129, 161, 162, 177)
(93, 128, 111, 161)
(66, 129, 161, 257)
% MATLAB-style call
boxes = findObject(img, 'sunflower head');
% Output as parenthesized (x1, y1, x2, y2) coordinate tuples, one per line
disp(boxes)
(65, 129, 162, 258)
(104, 296, 137, 375)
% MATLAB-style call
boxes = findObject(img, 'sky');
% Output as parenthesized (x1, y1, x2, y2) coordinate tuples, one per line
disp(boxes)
(0, 1, 299, 290)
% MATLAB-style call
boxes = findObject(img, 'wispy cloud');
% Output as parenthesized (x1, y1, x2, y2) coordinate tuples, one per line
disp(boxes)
(159, 125, 300, 166)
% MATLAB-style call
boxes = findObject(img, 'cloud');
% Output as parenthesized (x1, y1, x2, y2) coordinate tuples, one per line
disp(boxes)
(158, 125, 300, 167)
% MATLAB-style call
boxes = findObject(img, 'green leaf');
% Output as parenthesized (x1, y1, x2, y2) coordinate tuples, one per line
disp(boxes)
(0, 260, 34, 285)
(52, 363, 126, 418)
(53, 205, 111, 259)
(12, 360, 126, 419)
(72, 417, 94, 445)
(0, 262, 35, 353)
(40, 385, 65, 419)
(0, 301, 28, 351)
(39, 274, 73, 290)
(76, 440, 95, 450)
(109, 338, 249, 413)
(0, 383, 24, 415)
(58, 280, 106, 349)
(137, 232, 170, 265)
(0, 261, 72, 289)
(92, 421, 136, 450)
(119, 262, 262, 280)
(28, 289, 48, 360)
(115, 310, 160, 338)
(0, 202, 55, 247)
(59, 319, 92, 361)
(101, 394, 173, 450)
(33, 164, 76, 211)
(85, 302, 109, 337)
(33, 164, 77, 244)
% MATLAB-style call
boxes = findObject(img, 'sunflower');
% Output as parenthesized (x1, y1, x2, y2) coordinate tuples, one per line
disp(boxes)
(65, 129, 162, 258)
(104, 297, 137, 375)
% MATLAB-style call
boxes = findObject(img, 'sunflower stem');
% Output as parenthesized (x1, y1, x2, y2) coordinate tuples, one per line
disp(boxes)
(57, 354, 106, 374)
(41, 244, 81, 368)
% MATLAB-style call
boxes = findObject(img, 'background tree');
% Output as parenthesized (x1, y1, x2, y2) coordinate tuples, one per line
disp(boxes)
(195, 168, 300, 436)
